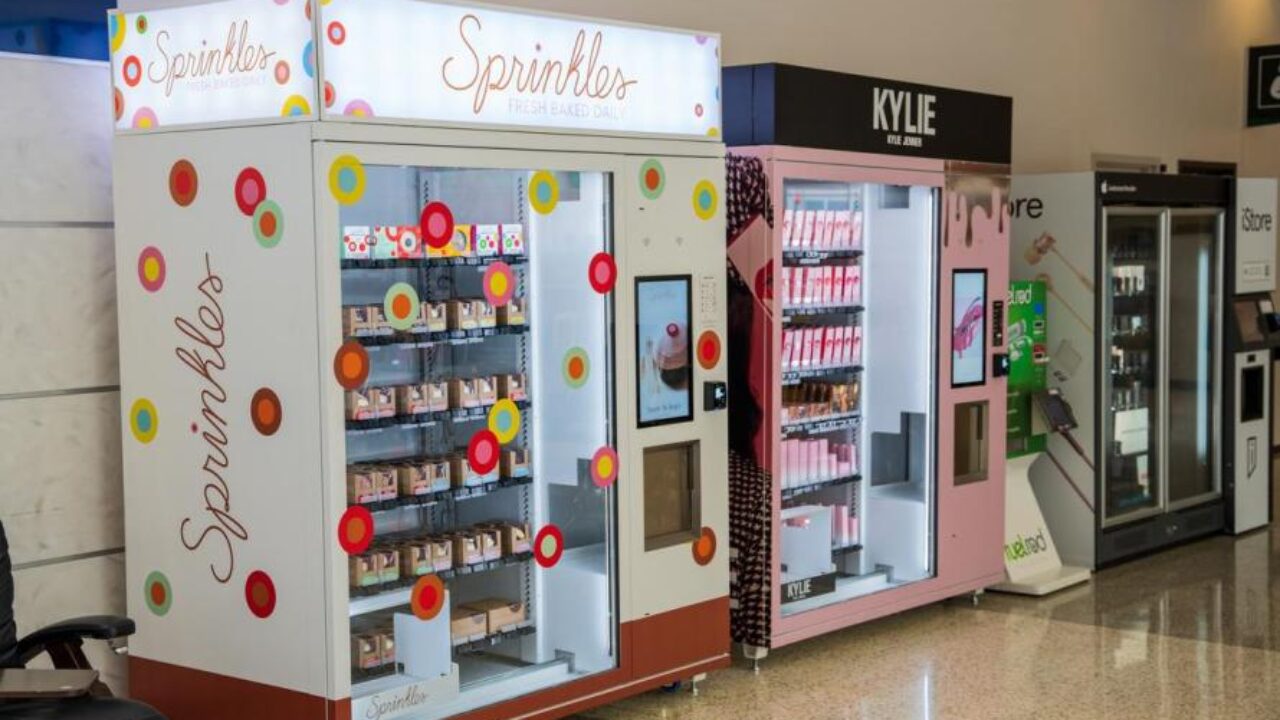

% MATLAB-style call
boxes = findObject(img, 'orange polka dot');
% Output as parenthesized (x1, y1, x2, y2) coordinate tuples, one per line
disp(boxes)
(568, 357, 584, 378)
(392, 294, 411, 319)
(259, 212, 277, 237)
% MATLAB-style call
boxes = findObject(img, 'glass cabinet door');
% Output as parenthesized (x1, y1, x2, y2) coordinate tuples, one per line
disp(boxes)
(1165, 211, 1221, 507)
(776, 178, 935, 616)
(337, 162, 616, 715)
(1102, 210, 1163, 524)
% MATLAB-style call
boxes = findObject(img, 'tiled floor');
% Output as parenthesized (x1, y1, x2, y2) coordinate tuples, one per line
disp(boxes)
(580, 527, 1280, 719)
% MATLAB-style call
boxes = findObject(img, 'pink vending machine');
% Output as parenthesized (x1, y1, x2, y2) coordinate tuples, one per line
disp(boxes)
(723, 65, 1012, 659)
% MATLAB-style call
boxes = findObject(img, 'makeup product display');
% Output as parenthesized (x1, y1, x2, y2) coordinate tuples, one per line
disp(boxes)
(111, 2, 729, 718)
(724, 64, 1010, 663)
(1012, 173, 1278, 566)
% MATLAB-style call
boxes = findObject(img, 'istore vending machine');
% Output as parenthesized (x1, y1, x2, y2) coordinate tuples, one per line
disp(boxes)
(722, 64, 1011, 658)
(110, 2, 730, 718)
(1011, 172, 1269, 566)
(1225, 179, 1278, 535)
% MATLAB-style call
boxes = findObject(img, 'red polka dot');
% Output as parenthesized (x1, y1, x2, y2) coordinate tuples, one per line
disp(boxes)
(150, 582, 166, 606)
(234, 168, 267, 216)
(169, 159, 199, 206)
(324, 82, 335, 108)
(338, 506, 374, 554)
(588, 252, 616, 294)
(697, 331, 721, 370)
(420, 202, 455, 249)
(244, 570, 277, 618)
(467, 430, 499, 475)
(250, 388, 282, 436)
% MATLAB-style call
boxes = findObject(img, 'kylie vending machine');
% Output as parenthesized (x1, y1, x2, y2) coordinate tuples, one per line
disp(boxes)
(110, 1, 730, 718)
(722, 64, 1011, 658)
(1011, 172, 1269, 566)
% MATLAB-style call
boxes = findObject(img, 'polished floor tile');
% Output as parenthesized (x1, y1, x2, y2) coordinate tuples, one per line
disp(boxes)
(581, 527, 1280, 719)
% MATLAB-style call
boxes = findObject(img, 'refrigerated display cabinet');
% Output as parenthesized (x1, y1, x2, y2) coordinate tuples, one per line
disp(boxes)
(110, 2, 729, 718)
(1011, 172, 1275, 565)
(722, 64, 1012, 657)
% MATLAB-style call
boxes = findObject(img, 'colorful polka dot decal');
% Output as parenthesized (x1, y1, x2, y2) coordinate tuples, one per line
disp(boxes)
(244, 570, 277, 619)
(639, 159, 665, 200)
(122, 56, 142, 87)
(590, 446, 618, 488)
(692, 526, 717, 566)
(137, 246, 166, 293)
(250, 388, 282, 436)
(694, 103, 704, 118)
(420, 202, 455, 248)
(411, 574, 446, 621)
(253, 199, 284, 248)
(587, 252, 616, 294)
(130, 398, 158, 444)
(329, 155, 366, 205)
(483, 261, 515, 306)
(302, 40, 315, 78)
(131, 107, 157, 130)
(383, 282, 420, 331)
(534, 525, 564, 568)
(334, 341, 370, 389)
(113, 87, 123, 122)
(168, 159, 198, 207)
(562, 347, 589, 388)
(135, 15, 147, 34)
(274, 60, 290, 85)
(344, 99, 373, 117)
(467, 430, 500, 475)
(323, 82, 336, 109)
(144, 571, 171, 617)
(488, 399, 521, 445)
(529, 171, 560, 215)
(109, 14, 126, 53)
(326, 21, 346, 45)
(338, 506, 374, 555)
(697, 330, 722, 370)
(281, 94, 311, 117)
(693, 180, 719, 220)
(234, 167, 267, 216)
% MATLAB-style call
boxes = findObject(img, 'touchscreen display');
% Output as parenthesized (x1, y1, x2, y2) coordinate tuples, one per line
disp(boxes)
(951, 270, 988, 387)
(636, 276, 694, 427)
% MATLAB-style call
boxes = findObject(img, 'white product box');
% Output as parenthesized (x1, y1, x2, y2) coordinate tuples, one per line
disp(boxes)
(781, 330, 795, 370)
(813, 211, 829, 250)
(782, 208, 796, 248)
(847, 265, 862, 305)
(850, 211, 864, 250)
(800, 211, 816, 248)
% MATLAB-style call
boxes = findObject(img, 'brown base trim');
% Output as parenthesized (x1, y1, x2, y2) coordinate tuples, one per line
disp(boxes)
(130, 656, 347, 720)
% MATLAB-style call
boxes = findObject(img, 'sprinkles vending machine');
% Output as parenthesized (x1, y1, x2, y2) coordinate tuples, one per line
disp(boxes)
(111, 1, 729, 718)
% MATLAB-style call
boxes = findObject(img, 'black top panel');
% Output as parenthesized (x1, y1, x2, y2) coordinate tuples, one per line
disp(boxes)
(723, 63, 1013, 165)
(1095, 171, 1231, 206)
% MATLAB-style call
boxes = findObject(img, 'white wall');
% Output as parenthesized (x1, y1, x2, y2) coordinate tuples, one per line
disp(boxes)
(0, 52, 124, 691)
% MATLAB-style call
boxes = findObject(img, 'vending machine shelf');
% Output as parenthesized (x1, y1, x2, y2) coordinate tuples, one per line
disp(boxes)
(340, 254, 529, 271)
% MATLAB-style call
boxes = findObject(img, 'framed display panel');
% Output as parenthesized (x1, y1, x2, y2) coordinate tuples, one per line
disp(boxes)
(635, 275, 695, 428)
(950, 269, 988, 388)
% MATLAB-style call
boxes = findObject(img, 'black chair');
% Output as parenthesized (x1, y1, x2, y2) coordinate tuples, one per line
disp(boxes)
(0, 520, 165, 719)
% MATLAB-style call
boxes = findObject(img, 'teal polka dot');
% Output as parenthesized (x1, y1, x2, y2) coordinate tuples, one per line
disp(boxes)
(496, 413, 512, 432)
(338, 168, 357, 193)
(698, 189, 713, 210)
(137, 411, 152, 432)
(536, 183, 552, 204)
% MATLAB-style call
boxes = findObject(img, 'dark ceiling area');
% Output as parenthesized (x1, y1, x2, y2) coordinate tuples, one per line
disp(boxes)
(0, 0, 117, 60)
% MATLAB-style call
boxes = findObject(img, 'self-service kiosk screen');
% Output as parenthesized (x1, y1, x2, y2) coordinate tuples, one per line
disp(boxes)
(951, 270, 987, 387)
(636, 275, 694, 427)
(1234, 298, 1265, 344)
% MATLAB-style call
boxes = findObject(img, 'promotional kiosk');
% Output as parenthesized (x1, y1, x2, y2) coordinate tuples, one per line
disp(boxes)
(722, 64, 1011, 658)
(992, 281, 1091, 595)
(1011, 172, 1271, 567)
(110, 2, 730, 718)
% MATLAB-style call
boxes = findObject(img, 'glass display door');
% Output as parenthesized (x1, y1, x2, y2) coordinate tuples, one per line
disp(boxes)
(1165, 210, 1222, 508)
(1102, 210, 1164, 524)
(331, 151, 617, 716)
(776, 177, 935, 616)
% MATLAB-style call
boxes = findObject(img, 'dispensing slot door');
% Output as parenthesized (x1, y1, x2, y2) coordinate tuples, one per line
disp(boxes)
(954, 400, 989, 485)
(1243, 365, 1265, 423)
(644, 441, 702, 551)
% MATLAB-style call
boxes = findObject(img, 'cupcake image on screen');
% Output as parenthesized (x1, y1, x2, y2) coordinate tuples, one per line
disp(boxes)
(656, 322, 690, 389)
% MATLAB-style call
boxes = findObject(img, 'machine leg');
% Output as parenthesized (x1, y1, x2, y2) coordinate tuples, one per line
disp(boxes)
(970, 589, 984, 607)
(690, 673, 707, 697)
(743, 643, 768, 674)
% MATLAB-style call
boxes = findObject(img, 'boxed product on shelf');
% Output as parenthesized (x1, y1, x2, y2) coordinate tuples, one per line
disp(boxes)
(801, 210, 816, 247)
(477, 527, 501, 561)
(500, 448, 530, 479)
(394, 463, 433, 496)
(401, 541, 432, 577)
(421, 302, 447, 333)
(448, 455, 487, 488)
(500, 224, 524, 255)
(474, 224, 501, 257)
(351, 634, 382, 670)
(342, 226, 372, 260)
(373, 225, 425, 260)
(377, 629, 396, 667)
(813, 211, 829, 248)
(476, 300, 497, 328)
(426, 536, 453, 572)
(487, 522, 531, 555)
(451, 532, 484, 567)
(832, 212, 849, 247)
(460, 598, 527, 634)
(346, 389, 379, 421)
(349, 554, 381, 589)
(367, 306, 391, 334)
(431, 224, 474, 259)
(849, 210, 864, 250)
(476, 376, 498, 405)
(845, 265, 862, 305)
(782, 209, 795, 247)
(423, 382, 448, 412)
(446, 300, 478, 330)
(373, 387, 396, 419)
(498, 297, 526, 326)
(342, 306, 371, 337)
(374, 547, 401, 584)
(395, 384, 433, 416)
(450, 608, 487, 642)
(347, 465, 396, 504)
(448, 378, 480, 409)
(497, 374, 526, 401)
